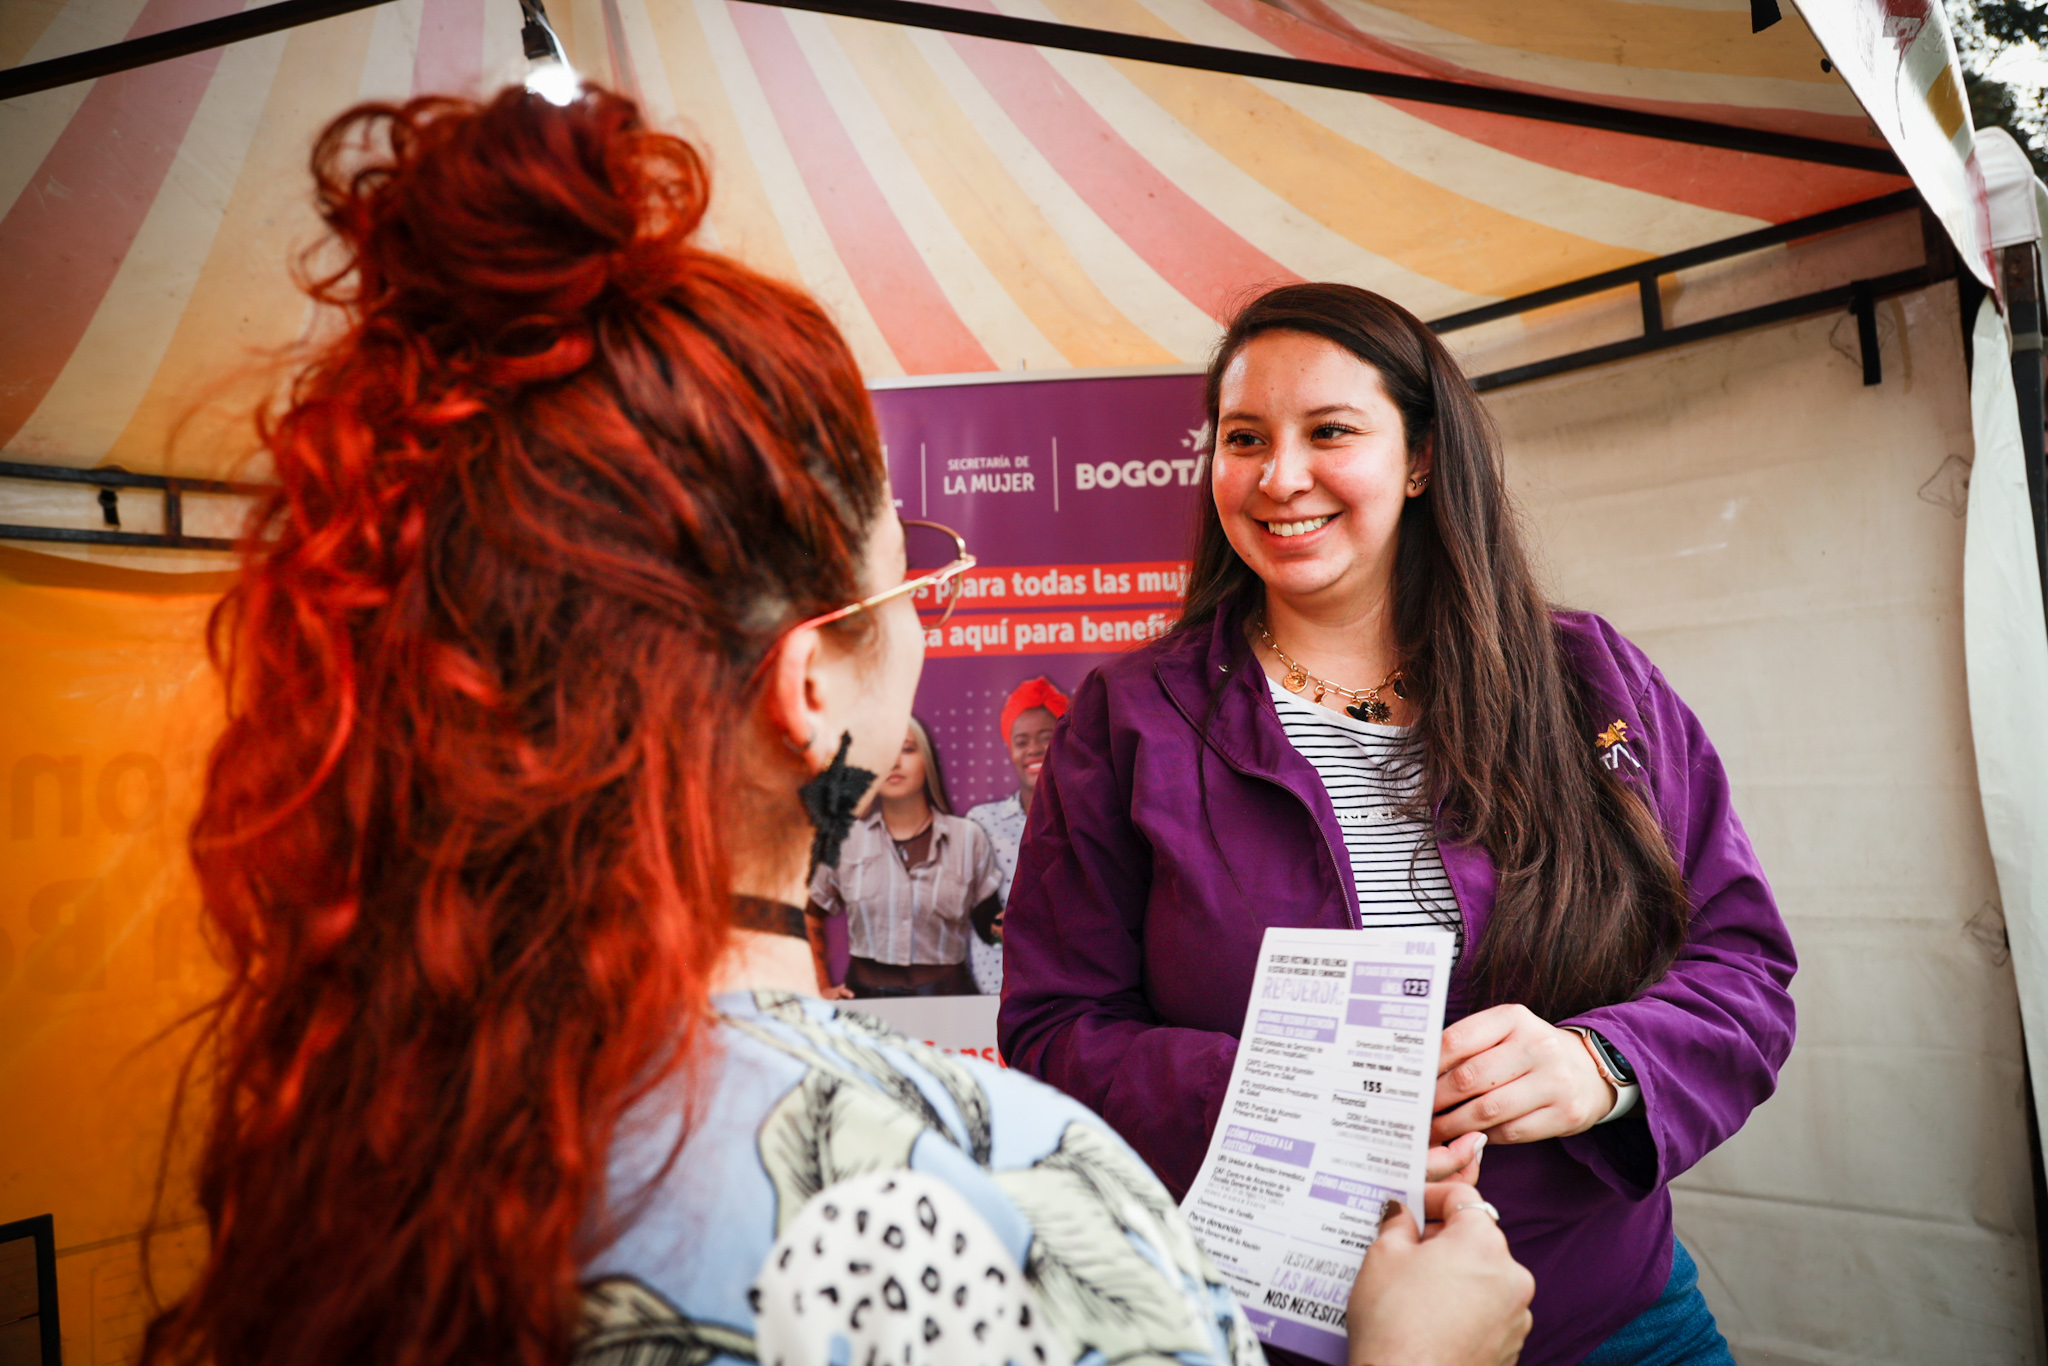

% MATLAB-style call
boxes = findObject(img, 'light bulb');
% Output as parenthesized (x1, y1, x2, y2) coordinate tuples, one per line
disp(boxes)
(525, 57, 580, 107)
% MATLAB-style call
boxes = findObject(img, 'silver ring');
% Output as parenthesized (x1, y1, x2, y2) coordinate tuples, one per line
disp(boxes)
(1450, 1200, 1501, 1222)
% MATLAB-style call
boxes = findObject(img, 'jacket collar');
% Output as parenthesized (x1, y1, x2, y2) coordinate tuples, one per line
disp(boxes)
(1152, 599, 1361, 925)
(1153, 599, 1360, 816)
(1152, 603, 1640, 1016)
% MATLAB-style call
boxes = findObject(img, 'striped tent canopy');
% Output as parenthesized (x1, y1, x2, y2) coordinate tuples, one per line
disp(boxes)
(0, 0, 1929, 479)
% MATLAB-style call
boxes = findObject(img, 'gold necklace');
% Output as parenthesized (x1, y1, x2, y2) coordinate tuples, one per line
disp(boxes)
(1256, 620, 1407, 724)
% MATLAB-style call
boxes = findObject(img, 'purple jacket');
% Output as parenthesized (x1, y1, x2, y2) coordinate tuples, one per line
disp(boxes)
(998, 605, 1796, 1366)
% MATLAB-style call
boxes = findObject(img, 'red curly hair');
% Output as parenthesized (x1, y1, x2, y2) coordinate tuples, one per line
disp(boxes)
(143, 86, 887, 1366)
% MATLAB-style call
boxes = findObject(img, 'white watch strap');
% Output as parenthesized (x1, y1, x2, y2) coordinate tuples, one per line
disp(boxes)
(1598, 1079, 1641, 1124)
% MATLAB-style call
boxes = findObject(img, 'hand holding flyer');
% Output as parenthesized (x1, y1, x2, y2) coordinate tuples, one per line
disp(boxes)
(1178, 926, 1455, 1366)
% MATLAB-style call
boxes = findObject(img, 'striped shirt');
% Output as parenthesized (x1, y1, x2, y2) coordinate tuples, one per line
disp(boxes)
(1267, 675, 1464, 959)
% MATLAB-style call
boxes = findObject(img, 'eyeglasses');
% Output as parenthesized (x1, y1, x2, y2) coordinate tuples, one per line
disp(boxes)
(787, 518, 977, 635)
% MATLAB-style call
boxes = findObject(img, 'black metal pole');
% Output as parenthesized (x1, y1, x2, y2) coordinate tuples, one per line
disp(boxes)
(0, 0, 395, 100)
(1430, 190, 1923, 333)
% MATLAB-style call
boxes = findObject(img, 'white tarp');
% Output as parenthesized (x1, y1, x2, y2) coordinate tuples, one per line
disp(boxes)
(1978, 128, 2045, 251)
(1965, 294, 2048, 1175)
(1794, 0, 1996, 284)
(1497, 282, 2039, 1364)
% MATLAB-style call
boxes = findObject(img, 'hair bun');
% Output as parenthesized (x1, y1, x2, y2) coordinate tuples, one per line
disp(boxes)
(309, 88, 708, 362)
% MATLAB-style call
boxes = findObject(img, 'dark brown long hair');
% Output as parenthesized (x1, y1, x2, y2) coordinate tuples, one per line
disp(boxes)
(143, 87, 887, 1366)
(1176, 283, 1688, 1021)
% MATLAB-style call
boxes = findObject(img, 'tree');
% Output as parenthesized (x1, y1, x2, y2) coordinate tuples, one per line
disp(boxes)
(1946, 0, 2048, 179)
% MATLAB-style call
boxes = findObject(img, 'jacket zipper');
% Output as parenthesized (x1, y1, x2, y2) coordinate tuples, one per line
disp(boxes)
(1160, 667, 1363, 932)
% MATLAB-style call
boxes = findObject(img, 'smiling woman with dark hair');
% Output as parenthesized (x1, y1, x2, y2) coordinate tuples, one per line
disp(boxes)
(1000, 282, 1797, 1366)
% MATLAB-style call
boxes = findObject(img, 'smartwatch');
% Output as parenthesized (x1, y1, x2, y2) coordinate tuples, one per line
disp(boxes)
(1570, 1028, 1635, 1086)
(1566, 1027, 1640, 1122)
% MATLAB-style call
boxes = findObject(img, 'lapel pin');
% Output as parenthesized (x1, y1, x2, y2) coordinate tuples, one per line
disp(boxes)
(1596, 719, 1644, 772)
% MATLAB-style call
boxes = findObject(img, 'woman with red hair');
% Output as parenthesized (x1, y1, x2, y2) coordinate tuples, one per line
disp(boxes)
(963, 676, 1069, 993)
(141, 85, 1531, 1366)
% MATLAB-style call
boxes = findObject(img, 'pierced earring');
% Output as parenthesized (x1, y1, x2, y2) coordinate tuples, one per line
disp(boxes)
(1408, 475, 1429, 493)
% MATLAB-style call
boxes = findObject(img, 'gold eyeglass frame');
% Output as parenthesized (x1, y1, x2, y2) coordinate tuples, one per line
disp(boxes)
(785, 517, 977, 636)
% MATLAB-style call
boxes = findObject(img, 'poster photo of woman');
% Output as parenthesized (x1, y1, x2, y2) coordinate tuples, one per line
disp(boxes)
(806, 718, 1003, 998)
(963, 677, 1070, 995)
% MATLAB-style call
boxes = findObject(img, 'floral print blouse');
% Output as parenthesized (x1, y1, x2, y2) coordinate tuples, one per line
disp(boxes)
(575, 992, 1262, 1366)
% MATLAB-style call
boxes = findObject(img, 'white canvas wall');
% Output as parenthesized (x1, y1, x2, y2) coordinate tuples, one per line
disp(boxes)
(1488, 284, 2043, 1365)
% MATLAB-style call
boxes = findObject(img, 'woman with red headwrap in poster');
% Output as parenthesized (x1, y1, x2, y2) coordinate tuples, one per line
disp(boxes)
(962, 677, 1069, 994)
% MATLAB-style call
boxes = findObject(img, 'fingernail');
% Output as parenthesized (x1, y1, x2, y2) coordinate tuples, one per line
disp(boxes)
(1472, 1133, 1487, 1155)
(1380, 1199, 1404, 1222)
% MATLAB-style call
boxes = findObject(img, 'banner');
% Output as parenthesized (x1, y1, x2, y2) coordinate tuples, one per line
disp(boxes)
(876, 371, 1205, 812)
(837, 371, 1206, 1044)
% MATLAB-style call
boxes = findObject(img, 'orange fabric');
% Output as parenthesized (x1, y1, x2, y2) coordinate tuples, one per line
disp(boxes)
(0, 545, 226, 1355)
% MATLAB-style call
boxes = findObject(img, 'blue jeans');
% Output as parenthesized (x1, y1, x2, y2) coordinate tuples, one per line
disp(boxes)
(1579, 1243, 1734, 1366)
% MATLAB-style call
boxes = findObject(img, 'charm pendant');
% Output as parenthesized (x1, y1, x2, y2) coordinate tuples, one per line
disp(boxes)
(1257, 619, 1406, 724)
(1346, 697, 1392, 724)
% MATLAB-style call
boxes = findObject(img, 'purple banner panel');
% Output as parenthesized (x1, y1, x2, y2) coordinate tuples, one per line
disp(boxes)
(1241, 1307, 1347, 1366)
(1254, 1009, 1339, 1044)
(872, 374, 1205, 812)
(1307, 1172, 1401, 1213)
(1349, 963, 1434, 1000)
(1219, 1125, 1316, 1168)
(1345, 998, 1430, 1030)
(844, 375, 1202, 1004)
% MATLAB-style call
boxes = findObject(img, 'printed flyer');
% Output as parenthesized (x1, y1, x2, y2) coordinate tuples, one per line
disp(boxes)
(1179, 926, 1455, 1365)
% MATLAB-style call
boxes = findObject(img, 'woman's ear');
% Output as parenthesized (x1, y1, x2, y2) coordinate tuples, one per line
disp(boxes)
(764, 626, 827, 771)
(1407, 437, 1435, 496)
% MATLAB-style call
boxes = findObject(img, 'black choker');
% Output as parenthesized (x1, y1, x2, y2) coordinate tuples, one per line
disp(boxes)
(732, 896, 808, 939)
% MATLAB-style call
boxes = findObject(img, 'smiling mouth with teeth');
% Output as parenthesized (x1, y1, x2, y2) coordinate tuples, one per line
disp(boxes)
(1264, 514, 1335, 538)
